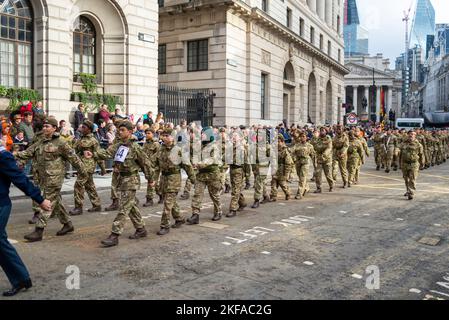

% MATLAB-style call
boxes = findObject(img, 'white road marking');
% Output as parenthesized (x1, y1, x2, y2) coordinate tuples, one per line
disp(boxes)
(307, 207, 315, 209)
(100, 212, 109, 215)
(303, 261, 314, 266)
(278, 203, 286, 206)
(396, 218, 404, 221)
(199, 222, 229, 230)
(430, 290, 449, 298)
(221, 242, 232, 246)
(261, 251, 271, 255)
(434, 224, 442, 227)
(363, 214, 371, 216)
(339, 211, 348, 214)
(351, 273, 363, 279)
(8, 239, 18, 244)
(409, 288, 422, 294)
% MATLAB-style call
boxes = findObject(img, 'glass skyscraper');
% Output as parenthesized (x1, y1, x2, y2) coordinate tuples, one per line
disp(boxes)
(410, 0, 435, 52)
(344, 0, 369, 57)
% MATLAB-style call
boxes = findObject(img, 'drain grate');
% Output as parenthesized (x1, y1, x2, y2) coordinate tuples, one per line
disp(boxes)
(418, 236, 442, 246)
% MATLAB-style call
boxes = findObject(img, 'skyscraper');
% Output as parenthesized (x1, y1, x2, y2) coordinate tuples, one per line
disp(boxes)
(344, 0, 369, 57)
(409, 0, 435, 53)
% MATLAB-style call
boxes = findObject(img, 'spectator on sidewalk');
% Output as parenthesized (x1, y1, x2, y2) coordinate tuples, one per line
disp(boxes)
(74, 104, 85, 139)
(19, 112, 34, 143)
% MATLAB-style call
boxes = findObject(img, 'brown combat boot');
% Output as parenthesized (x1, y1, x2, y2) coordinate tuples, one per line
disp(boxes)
(28, 213, 39, 225)
(56, 222, 74, 236)
(69, 207, 83, 216)
(212, 212, 222, 221)
(129, 228, 148, 240)
(157, 228, 170, 236)
(143, 197, 154, 207)
(226, 211, 237, 218)
(87, 206, 102, 213)
(261, 195, 270, 204)
(101, 233, 119, 247)
(172, 220, 186, 229)
(105, 199, 119, 212)
(24, 228, 44, 242)
(187, 213, 200, 225)
(251, 200, 260, 209)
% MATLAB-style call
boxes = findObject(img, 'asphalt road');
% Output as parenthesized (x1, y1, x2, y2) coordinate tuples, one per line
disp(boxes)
(1, 155, 449, 300)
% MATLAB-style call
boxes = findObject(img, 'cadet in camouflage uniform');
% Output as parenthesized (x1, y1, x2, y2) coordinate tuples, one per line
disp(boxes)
(15, 118, 86, 242)
(393, 129, 404, 170)
(187, 127, 223, 224)
(313, 127, 334, 193)
(310, 129, 320, 182)
(270, 135, 294, 201)
(347, 131, 364, 187)
(143, 128, 161, 207)
(181, 129, 200, 200)
(251, 129, 271, 208)
(152, 129, 195, 235)
(290, 131, 315, 199)
(371, 127, 385, 170)
(97, 121, 153, 247)
(382, 129, 398, 173)
(416, 129, 428, 170)
(69, 120, 102, 215)
(400, 131, 424, 200)
(354, 128, 369, 184)
(243, 128, 252, 190)
(332, 125, 349, 188)
(28, 120, 45, 225)
(220, 128, 231, 194)
(227, 132, 247, 218)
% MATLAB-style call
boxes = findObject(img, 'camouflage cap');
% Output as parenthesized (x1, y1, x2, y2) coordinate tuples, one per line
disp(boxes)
(161, 128, 174, 136)
(43, 117, 58, 128)
(82, 120, 94, 132)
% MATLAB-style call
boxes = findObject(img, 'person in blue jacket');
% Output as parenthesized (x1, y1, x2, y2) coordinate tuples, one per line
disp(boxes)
(0, 137, 51, 297)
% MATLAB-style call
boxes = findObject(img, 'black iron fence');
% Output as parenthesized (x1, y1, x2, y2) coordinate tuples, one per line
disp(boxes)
(158, 85, 215, 127)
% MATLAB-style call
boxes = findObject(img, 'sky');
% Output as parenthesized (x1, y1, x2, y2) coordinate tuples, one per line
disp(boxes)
(357, 0, 449, 64)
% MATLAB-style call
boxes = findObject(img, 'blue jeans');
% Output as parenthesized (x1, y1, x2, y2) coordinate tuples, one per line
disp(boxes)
(0, 205, 30, 287)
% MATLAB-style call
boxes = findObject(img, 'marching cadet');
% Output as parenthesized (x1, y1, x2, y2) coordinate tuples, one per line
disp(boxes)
(15, 118, 86, 242)
(251, 129, 271, 208)
(242, 127, 252, 190)
(383, 128, 398, 173)
(269, 135, 294, 201)
(372, 127, 385, 171)
(393, 129, 404, 170)
(152, 128, 195, 235)
(69, 120, 102, 215)
(290, 131, 315, 199)
(28, 117, 45, 225)
(332, 125, 349, 188)
(104, 120, 124, 212)
(187, 127, 223, 224)
(181, 128, 200, 200)
(354, 127, 369, 184)
(400, 131, 424, 200)
(314, 127, 334, 193)
(220, 128, 231, 194)
(347, 131, 364, 187)
(96, 121, 154, 247)
(416, 128, 428, 170)
(227, 131, 247, 218)
(310, 129, 320, 182)
(143, 128, 160, 207)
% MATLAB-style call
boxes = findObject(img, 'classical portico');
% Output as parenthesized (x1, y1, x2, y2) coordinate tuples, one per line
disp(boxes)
(344, 62, 398, 123)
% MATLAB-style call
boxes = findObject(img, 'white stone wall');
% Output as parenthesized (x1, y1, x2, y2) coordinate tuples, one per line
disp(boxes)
(27, 0, 159, 122)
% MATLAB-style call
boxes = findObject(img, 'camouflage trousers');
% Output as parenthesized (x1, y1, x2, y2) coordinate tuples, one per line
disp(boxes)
(402, 162, 420, 196)
(110, 171, 120, 201)
(384, 149, 396, 171)
(32, 173, 42, 215)
(374, 147, 384, 167)
(192, 172, 223, 215)
(221, 166, 231, 187)
(393, 149, 401, 169)
(161, 192, 184, 229)
(146, 171, 160, 200)
(295, 163, 310, 197)
(347, 157, 360, 184)
(243, 164, 252, 184)
(183, 169, 198, 195)
(36, 186, 71, 229)
(270, 177, 291, 200)
(252, 165, 268, 201)
(74, 172, 101, 208)
(112, 190, 145, 235)
(332, 155, 348, 184)
(229, 167, 246, 211)
(315, 160, 334, 189)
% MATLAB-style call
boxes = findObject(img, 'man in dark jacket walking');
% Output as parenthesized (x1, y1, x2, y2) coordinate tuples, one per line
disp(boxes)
(0, 138, 51, 297)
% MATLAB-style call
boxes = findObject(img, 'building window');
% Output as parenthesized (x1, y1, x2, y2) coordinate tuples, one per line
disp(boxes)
(261, 0, 268, 12)
(327, 40, 331, 56)
(286, 8, 292, 28)
(337, 15, 341, 34)
(0, 0, 33, 88)
(187, 39, 208, 72)
(261, 73, 268, 119)
(319, 34, 324, 50)
(158, 44, 166, 75)
(299, 18, 305, 37)
(338, 49, 341, 63)
(310, 27, 315, 45)
(73, 16, 96, 76)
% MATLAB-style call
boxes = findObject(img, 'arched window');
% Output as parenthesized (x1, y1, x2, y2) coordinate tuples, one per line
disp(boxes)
(73, 16, 96, 75)
(0, 0, 33, 88)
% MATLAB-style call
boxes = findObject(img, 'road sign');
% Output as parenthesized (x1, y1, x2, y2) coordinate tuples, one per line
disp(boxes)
(347, 113, 358, 125)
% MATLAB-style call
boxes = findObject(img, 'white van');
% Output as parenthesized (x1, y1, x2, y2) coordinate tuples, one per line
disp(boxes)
(395, 118, 424, 130)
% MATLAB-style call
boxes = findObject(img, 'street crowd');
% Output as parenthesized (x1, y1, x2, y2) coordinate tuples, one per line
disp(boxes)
(1, 101, 449, 248)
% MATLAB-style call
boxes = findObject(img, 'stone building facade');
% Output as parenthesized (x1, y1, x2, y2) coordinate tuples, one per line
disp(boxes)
(0, 0, 159, 121)
(159, 0, 348, 126)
